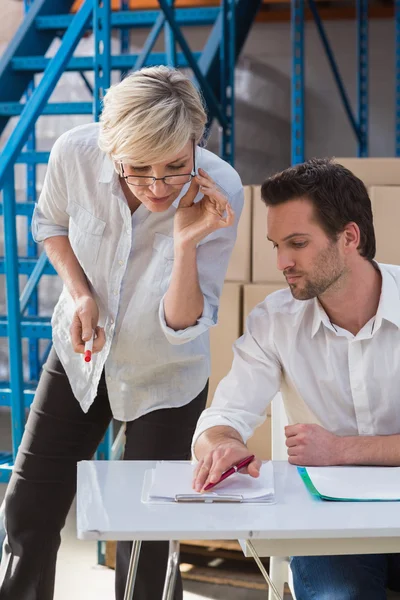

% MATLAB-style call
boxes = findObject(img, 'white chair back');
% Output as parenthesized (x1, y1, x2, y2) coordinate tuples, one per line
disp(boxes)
(271, 393, 288, 461)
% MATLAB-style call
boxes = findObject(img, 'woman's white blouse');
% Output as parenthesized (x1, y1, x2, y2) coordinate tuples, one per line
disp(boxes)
(32, 123, 244, 420)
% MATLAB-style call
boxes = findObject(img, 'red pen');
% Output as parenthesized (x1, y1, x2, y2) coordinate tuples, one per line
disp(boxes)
(84, 331, 94, 363)
(203, 454, 255, 491)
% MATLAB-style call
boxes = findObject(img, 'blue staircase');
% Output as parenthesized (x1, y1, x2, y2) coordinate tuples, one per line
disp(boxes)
(0, 0, 262, 483)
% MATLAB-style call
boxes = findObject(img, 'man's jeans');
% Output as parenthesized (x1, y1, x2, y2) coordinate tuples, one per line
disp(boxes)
(291, 554, 400, 599)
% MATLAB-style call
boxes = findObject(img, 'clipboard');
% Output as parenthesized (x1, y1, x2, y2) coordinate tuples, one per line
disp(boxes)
(141, 468, 244, 503)
(141, 462, 275, 504)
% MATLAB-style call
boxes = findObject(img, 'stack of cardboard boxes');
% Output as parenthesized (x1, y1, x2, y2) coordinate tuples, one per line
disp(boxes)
(208, 159, 400, 460)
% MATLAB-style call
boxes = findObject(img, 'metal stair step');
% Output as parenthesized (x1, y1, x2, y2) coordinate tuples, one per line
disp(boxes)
(35, 7, 219, 30)
(11, 51, 201, 73)
(0, 387, 36, 408)
(0, 256, 56, 276)
(0, 317, 52, 339)
(0, 452, 15, 483)
(16, 151, 50, 164)
(0, 102, 93, 116)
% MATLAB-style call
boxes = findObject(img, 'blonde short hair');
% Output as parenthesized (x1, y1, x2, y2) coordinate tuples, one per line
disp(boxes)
(98, 66, 207, 165)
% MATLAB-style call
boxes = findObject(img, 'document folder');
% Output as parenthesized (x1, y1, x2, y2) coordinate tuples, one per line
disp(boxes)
(298, 465, 400, 501)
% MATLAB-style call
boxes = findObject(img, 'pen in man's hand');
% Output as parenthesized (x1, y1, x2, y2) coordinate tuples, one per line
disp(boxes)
(203, 455, 255, 491)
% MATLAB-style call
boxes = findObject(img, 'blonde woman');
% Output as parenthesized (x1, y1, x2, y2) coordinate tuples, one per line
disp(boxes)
(0, 66, 244, 600)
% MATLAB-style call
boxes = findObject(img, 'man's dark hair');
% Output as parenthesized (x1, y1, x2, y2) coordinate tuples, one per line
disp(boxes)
(261, 157, 376, 261)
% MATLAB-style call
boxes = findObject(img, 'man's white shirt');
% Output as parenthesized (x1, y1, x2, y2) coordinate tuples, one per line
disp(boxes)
(32, 123, 244, 420)
(193, 263, 400, 447)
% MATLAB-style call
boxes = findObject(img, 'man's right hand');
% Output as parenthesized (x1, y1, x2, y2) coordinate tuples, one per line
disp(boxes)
(70, 295, 105, 355)
(192, 440, 262, 492)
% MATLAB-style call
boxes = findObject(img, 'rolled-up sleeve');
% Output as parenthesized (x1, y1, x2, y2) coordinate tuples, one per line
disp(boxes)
(31, 135, 69, 243)
(159, 187, 244, 345)
(191, 304, 282, 456)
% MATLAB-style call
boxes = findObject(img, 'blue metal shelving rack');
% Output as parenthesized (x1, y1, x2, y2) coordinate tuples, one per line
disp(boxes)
(291, 0, 370, 163)
(396, 0, 400, 156)
(0, 0, 262, 483)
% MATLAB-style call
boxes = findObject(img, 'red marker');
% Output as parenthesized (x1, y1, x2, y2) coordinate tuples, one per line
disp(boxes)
(203, 454, 255, 491)
(84, 331, 94, 363)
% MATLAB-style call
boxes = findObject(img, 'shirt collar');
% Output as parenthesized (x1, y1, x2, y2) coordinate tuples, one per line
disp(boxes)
(310, 262, 400, 338)
(311, 299, 334, 338)
(373, 263, 400, 332)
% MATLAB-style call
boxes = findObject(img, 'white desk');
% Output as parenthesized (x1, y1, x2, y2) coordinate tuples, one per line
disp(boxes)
(77, 460, 400, 599)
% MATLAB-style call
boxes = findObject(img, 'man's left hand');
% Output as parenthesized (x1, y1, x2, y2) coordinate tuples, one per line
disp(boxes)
(285, 423, 342, 466)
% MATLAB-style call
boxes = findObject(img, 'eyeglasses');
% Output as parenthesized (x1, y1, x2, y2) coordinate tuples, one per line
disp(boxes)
(120, 142, 196, 188)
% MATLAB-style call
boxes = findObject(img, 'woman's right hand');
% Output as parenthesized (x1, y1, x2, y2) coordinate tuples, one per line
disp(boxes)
(70, 295, 106, 355)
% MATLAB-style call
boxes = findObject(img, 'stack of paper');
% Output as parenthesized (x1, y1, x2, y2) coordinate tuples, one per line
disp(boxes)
(299, 466, 400, 501)
(142, 461, 275, 504)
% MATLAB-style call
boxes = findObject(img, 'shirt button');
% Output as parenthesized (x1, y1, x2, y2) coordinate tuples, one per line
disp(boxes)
(126, 230, 130, 235)
(110, 318, 114, 324)
(119, 260, 124, 266)
(113, 290, 118, 296)
(108, 376, 112, 382)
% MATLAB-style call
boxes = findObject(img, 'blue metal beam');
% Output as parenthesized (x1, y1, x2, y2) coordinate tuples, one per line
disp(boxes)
(20, 252, 49, 314)
(11, 52, 201, 72)
(0, 202, 35, 217)
(0, 102, 93, 116)
(291, 0, 305, 165)
(0, 0, 76, 134)
(0, 319, 52, 339)
(158, 0, 227, 128)
(16, 151, 50, 164)
(396, 0, 400, 156)
(198, 0, 262, 128)
(307, 0, 363, 149)
(220, 0, 236, 163)
(134, 13, 166, 71)
(120, 0, 130, 79)
(356, 0, 369, 157)
(35, 8, 220, 31)
(165, 0, 177, 68)
(94, 0, 111, 120)
(0, 0, 93, 189)
(3, 172, 25, 458)
(0, 257, 56, 276)
(0, 455, 15, 484)
(24, 0, 40, 383)
(0, 387, 36, 408)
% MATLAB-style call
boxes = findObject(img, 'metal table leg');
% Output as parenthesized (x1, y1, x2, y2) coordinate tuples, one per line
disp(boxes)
(161, 540, 180, 600)
(123, 540, 142, 600)
(246, 540, 284, 600)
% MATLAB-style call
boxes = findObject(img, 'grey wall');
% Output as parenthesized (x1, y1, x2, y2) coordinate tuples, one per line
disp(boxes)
(207, 19, 396, 184)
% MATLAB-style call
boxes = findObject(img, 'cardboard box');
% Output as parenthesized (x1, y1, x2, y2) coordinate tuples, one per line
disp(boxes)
(243, 284, 286, 418)
(370, 186, 400, 265)
(225, 186, 252, 282)
(243, 283, 287, 326)
(251, 186, 286, 283)
(207, 283, 242, 407)
(247, 415, 272, 461)
(335, 158, 400, 188)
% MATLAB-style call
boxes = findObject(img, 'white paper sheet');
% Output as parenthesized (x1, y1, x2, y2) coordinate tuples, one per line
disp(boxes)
(305, 466, 400, 501)
(143, 460, 275, 503)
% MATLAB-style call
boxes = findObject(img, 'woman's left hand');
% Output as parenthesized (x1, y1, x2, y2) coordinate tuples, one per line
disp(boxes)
(174, 168, 235, 248)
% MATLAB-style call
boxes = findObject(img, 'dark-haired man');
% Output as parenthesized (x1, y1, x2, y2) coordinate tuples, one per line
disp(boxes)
(192, 158, 400, 599)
